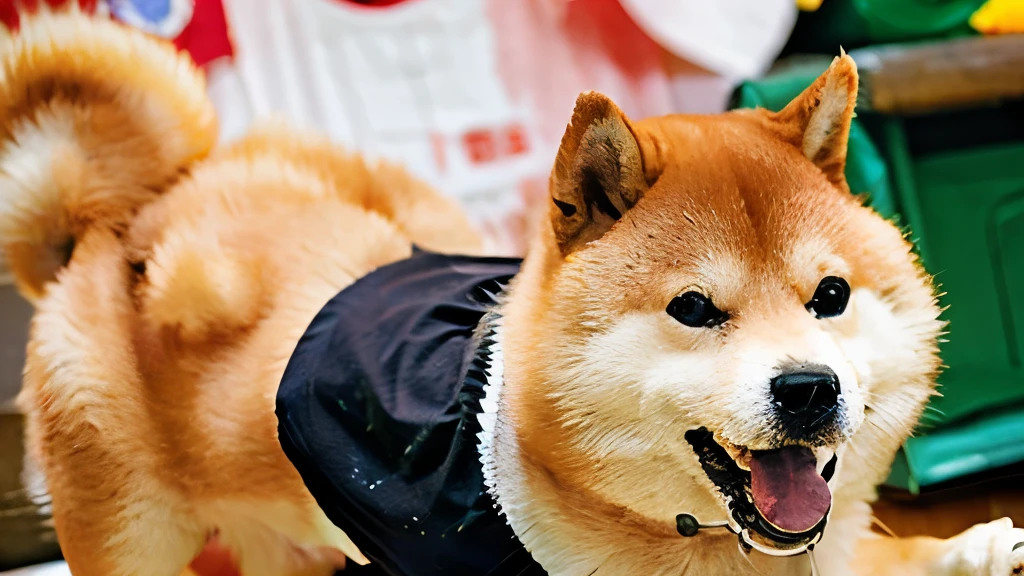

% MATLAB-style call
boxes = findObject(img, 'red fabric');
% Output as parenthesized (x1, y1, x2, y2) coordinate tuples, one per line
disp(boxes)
(0, 0, 97, 30)
(0, 0, 229, 68)
(172, 0, 233, 68)
(0, 2, 18, 29)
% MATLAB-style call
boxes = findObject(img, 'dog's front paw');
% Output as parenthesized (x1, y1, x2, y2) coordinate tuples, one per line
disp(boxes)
(944, 518, 1024, 576)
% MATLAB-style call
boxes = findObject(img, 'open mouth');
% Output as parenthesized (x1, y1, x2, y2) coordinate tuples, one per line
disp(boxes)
(684, 427, 838, 554)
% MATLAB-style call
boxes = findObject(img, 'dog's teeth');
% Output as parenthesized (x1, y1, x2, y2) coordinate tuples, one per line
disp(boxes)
(814, 447, 836, 474)
(724, 444, 742, 460)
(716, 436, 751, 470)
(734, 447, 752, 471)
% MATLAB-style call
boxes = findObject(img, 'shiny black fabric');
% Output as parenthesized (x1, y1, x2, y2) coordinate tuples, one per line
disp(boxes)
(276, 250, 543, 575)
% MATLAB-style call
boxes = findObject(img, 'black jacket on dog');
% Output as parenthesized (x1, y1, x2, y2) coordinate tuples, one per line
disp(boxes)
(276, 249, 545, 575)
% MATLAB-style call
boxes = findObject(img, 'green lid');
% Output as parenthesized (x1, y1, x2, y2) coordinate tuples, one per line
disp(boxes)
(852, 0, 986, 42)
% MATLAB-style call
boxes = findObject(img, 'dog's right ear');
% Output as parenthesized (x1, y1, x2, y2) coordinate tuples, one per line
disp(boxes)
(549, 92, 663, 255)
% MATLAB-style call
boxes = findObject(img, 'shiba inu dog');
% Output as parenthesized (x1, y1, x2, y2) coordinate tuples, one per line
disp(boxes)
(2, 7, 1023, 576)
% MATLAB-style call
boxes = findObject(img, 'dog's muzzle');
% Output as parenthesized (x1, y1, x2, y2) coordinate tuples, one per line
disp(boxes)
(680, 427, 838, 572)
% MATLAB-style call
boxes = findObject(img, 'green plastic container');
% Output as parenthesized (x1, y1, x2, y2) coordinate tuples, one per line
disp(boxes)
(852, 0, 986, 43)
(733, 61, 1024, 493)
(783, 0, 984, 56)
(890, 134, 1024, 491)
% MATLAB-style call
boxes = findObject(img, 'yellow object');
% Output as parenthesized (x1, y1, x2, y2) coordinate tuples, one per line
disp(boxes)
(970, 0, 1024, 34)
(797, 0, 824, 10)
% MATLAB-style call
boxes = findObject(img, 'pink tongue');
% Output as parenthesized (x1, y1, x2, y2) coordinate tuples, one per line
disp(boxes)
(749, 446, 831, 533)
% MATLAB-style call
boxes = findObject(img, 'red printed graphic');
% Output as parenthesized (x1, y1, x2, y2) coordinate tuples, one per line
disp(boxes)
(504, 123, 529, 156)
(463, 129, 498, 165)
(462, 122, 531, 166)
(171, 0, 233, 68)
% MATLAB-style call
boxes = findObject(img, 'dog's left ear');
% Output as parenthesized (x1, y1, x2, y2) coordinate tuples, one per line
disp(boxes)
(549, 92, 663, 255)
(771, 53, 858, 193)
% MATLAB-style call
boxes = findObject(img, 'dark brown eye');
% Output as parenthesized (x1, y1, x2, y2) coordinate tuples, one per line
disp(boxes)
(806, 276, 850, 319)
(667, 292, 729, 328)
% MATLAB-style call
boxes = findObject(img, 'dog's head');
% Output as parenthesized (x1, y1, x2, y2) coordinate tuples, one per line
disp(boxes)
(507, 55, 943, 554)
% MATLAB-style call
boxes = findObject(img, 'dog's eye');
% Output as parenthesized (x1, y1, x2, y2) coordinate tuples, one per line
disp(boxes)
(667, 292, 729, 328)
(806, 276, 850, 319)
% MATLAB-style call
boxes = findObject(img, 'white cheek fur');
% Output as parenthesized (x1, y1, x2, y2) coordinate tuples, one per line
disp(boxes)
(834, 288, 938, 404)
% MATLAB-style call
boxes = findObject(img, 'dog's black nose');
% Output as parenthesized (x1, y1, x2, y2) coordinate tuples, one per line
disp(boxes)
(770, 367, 841, 434)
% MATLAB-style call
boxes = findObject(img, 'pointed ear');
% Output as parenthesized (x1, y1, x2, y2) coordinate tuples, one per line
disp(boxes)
(772, 53, 858, 193)
(549, 92, 663, 255)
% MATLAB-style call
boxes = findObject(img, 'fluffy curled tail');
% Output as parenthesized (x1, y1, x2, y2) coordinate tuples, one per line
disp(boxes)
(0, 5, 216, 300)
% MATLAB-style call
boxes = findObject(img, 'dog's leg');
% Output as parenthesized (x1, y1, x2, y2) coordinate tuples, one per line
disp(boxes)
(854, 518, 1024, 576)
(16, 231, 208, 576)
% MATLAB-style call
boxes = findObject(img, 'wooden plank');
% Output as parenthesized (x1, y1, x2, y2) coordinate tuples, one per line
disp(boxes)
(874, 488, 1024, 539)
(851, 35, 1024, 115)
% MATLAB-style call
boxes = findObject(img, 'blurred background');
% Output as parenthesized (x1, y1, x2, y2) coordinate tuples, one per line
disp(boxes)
(0, 0, 1022, 573)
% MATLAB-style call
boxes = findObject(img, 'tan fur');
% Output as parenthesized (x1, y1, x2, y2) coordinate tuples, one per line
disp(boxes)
(1, 8, 480, 576)
(0, 7, 216, 301)
(1, 9, 1021, 576)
